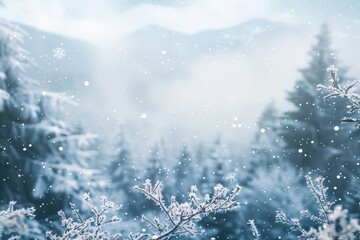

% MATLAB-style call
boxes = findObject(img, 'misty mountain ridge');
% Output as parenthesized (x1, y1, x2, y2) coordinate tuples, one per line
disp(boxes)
(18, 19, 298, 157)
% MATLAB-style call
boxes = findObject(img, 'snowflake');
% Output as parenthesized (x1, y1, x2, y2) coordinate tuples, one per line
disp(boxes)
(53, 47, 66, 59)
(225, 172, 237, 182)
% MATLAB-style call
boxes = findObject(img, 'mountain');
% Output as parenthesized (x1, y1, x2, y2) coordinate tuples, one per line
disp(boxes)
(16, 19, 304, 157)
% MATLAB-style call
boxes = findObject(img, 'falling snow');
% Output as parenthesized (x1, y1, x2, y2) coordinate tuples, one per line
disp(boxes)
(1, 2, 360, 240)
(53, 47, 66, 59)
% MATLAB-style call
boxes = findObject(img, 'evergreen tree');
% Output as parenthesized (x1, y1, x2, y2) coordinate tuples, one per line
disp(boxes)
(201, 137, 231, 188)
(172, 144, 193, 199)
(247, 103, 282, 183)
(141, 141, 170, 214)
(0, 17, 98, 226)
(109, 127, 138, 217)
(277, 24, 353, 197)
(145, 142, 166, 182)
(198, 138, 242, 239)
(241, 163, 314, 239)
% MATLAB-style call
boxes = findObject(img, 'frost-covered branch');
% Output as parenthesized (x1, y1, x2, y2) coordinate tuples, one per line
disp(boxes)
(276, 175, 360, 239)
(248, 220, 260, 240)
(46, 193, 121, 240)
(317, 65, 360, 127)
(44, 180, 241, 240)
(0, 201, 36, 239)
(130, 179, 241, 240)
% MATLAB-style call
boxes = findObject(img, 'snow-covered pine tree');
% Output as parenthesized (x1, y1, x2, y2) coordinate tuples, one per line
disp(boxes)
(196, 143, 211, 197)
(277, 24, 353, 197)
(197, 138, 229, 196)
(198, 138, 242, 239)
(0, 15, 99, 227)
(109, 126, 139, 217)
(247, 103, 282, 182)
(241, 163, 313, 239)
(145, 142, 167, 183)
(172, 144, 194, 200)
(141, 141, 171, 214)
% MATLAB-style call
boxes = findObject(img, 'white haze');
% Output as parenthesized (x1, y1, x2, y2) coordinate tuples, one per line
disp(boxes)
(1, 0, 360, 154)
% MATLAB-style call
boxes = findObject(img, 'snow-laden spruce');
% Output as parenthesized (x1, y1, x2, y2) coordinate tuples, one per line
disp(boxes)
(276, 175, 360, 239)
(0, 9, 102, 202)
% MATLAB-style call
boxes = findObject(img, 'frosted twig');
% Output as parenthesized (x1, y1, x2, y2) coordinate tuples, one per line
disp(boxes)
(130, 180, 241, 240)
(276, 175, 360, 239)
(317, 65, 360, 127)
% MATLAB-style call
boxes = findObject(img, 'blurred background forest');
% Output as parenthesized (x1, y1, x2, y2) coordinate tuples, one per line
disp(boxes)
(1, 0, 360, 239)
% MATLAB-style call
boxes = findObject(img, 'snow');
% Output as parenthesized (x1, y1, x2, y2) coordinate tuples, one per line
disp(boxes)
(53, 47, 66, 59)
(1, 4, 360, 240)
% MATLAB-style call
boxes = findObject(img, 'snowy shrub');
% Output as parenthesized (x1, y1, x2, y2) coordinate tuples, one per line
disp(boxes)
(276, 175, 360, 239)
(46, 193, 121, 240)
(130, 179, 241, 240)
(241, 163, 313, 239)
(44, 180, 241, 240)
(0, 201, 41, 239)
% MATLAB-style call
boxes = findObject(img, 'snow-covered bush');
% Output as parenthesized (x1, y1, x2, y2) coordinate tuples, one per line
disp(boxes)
(0, 201, 42, 239)
(276, 175, 360, 239)
(43, 179, 240, 240)
(46, 193, 121, 240)
(241, 163, 313, 239)
(130, 179, 241, 240)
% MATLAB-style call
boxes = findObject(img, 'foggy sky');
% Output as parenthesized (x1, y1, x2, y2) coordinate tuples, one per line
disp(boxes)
(1, 0, 360, 154)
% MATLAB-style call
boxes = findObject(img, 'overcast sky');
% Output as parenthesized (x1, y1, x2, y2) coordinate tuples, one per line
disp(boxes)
(3, 0, 359, 44)
(1, 0, 281, 44)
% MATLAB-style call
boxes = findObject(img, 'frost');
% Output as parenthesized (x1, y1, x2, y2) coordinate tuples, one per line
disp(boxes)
(0, 201, 36, 239)
(276, 175, 360, 239)
(130, 179, 241, 239)
(248, 220, 260, 240)
(46, 193, 121, 240)
(317, 65, 360, 128)
(0, 180, 238, 240)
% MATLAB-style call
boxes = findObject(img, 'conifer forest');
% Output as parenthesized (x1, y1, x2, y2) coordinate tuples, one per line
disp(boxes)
(1, 1, 360, 239)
